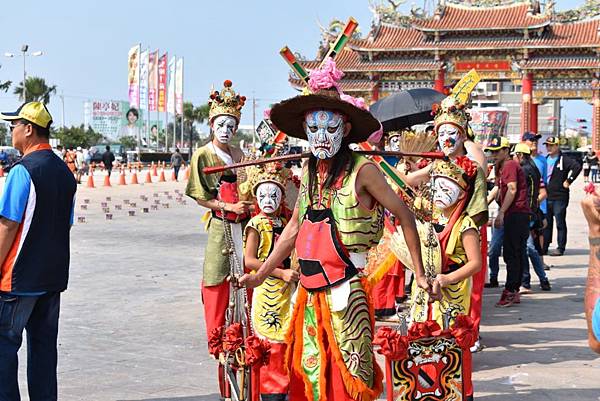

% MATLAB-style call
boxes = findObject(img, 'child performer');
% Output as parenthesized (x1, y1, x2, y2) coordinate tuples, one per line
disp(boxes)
(244, 162, 298, 401)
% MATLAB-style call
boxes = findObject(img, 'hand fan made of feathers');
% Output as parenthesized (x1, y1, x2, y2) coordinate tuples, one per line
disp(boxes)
(389, 220, 441, 276)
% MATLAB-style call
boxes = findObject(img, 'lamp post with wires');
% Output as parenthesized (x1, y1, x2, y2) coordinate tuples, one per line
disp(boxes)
(4, 45, 43, 101)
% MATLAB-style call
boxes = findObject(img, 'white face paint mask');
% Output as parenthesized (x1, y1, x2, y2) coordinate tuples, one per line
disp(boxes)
(432, 177, 464, 210)
(304, 110, 345, 159)
(387, 135, 401, 152)
(437, 124, 462, 156)
(256, 182, 283, 214)
(212, 115, 238, 144)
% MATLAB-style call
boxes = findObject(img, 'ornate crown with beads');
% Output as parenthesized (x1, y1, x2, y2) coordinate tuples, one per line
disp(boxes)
(247, 162, 290, 196)
(208, 80, 246, 123)
(432, 69, 481, 134)
(431, 156, 477, 191)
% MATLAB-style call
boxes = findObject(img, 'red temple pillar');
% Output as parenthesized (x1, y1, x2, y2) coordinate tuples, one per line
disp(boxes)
(434, 68, 445, 93)
(592, 79, 600, 151)
(521, 72, 533, 134)
(530, 102, 538, 135)
(371, 75, 380, 103)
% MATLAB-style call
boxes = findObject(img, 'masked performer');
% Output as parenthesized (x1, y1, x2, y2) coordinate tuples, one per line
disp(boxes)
(407, 71, 488, 354)
(185, 80, 251, 397)
(238, 59, 428, 401)
(244, 162, 296, 400)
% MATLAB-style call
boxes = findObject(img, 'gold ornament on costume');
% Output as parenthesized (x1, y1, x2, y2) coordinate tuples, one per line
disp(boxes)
(247, 162, 290, 195)
(432, 69, 481, 134)
(431, 156, 478, 191)
(208, 80, 246, 122)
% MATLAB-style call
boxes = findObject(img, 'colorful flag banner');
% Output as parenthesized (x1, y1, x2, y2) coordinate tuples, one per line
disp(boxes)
(148, 50, 158, 112)
(175, 58, 183, 115)
(139, 49, 149, 110)
(167, 55, 176, 115)
(127, 44, 141, 108)
(158, 53, 167, 112)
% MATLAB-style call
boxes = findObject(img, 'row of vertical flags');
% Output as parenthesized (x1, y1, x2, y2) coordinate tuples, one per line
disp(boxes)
(127, 44, 183, 115)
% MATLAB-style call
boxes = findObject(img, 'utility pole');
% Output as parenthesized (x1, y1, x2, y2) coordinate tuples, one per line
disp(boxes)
(4, 45, 43, 101)
(252, 92, 256, 147)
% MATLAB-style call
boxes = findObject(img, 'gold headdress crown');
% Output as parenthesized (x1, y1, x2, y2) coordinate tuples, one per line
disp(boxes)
(208, 80, 246, 122)
(431, 156, 477, 191)
(247, 162, 290, 195)
(432, 69, 481, 133)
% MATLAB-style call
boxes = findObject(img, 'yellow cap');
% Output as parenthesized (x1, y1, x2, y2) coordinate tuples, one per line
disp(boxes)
(484, 136, 510, 151)
(0, 102, 53, 129)
(513, 143, 531, 155)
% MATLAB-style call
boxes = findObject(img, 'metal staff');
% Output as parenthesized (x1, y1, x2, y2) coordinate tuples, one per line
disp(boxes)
(202, 150, 446, 175)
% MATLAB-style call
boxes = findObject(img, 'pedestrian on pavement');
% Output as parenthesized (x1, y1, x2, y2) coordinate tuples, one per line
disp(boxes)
(102, 145, 116, 177)
(543, 136, 582, 256)
(0, 102, 77, 401)
(581, 191, 600, 354)
(513, 143, 551, 292)
(522, 132, 549, 267)
(582, 149, 598, 183)
(170, 148, 184, 181)
(64, 147, 77, 175)
(75, 146, 85, 184)
(485, 136, 531, 307)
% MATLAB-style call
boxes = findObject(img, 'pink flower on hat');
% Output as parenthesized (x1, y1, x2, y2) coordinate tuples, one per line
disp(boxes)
(307, 57, 344, 92)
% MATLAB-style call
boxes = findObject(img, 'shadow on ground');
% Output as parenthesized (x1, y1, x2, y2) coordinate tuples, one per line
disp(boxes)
(120, 395, 221, 401)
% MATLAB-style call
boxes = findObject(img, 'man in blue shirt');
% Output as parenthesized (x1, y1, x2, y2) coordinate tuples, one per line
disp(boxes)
(0, 102, 76, 401)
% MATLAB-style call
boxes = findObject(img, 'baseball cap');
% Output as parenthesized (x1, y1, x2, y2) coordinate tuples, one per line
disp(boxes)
(0, 102, 53, 129)
(522, 132, 542, 141)
(513, 143, 531, 155)
(544, 136, 560, 145)
(484, 136, 510, 151)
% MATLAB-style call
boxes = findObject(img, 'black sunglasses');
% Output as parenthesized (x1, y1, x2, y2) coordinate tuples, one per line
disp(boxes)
(9, 122, 29, 132)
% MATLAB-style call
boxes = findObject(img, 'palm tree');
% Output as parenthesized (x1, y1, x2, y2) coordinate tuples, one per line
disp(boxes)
(14, 76, 57, 104)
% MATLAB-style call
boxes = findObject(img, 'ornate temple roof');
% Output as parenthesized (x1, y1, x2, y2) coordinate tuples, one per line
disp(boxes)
(349, 18, 600, 51)
(412, 2, 551, 31)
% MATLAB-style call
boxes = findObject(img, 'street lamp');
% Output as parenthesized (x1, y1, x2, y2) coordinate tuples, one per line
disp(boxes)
(4, 44, 43, 101)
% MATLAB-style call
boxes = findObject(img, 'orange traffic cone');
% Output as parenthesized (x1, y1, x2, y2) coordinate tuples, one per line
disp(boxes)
(145, 171, 152, 184)
(171, 170, 177, 181)
(158, 169, 166, 182)
(185, 166, 190, 181)
(103, 175, 111, 187)
(152, 163, 158, 176)
(130, 172, 139, 185)
(118, 169, 127, 185)
(0, 166, 4, 177)
(86, 175, 95, 188)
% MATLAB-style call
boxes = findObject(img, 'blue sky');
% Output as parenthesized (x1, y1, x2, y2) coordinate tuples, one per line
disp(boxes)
(0, 0, 591, 132)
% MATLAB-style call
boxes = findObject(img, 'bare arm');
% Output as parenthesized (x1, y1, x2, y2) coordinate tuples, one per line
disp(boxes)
(239, 207, 300, 288)
(538, 187, 547, 203)
(435, 228, 482, 288)
(494, 181, 516, 229)
(581, 196, 600, 353)
(0, 218, 20, 267)
(499, 182, 517, 214)
(405, 165, 431, 187)
(243, 227, 298, 283)
(196, 198, 251, 215)
(358, 164, 428, 289)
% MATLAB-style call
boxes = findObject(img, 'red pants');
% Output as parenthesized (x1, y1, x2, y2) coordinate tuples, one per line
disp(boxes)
(469, 223, 487, 337)
(373, 260, 405, 314)
(201, 280, 230, 338)
(259, 342, 289, 397)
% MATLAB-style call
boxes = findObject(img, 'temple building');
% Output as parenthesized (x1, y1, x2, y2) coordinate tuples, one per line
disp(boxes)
(290, 0, 600, 147)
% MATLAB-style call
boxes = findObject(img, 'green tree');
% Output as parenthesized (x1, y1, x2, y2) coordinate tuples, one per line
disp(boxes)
(119, 135, 137, 150)
(14, 76, 57, 104)
(53, 125, 104, 149)
(0, 81, 10, 93)
(0, 124, 8, 146)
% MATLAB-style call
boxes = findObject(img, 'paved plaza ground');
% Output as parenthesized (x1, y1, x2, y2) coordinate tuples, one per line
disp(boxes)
(9, 169, 600, 400)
